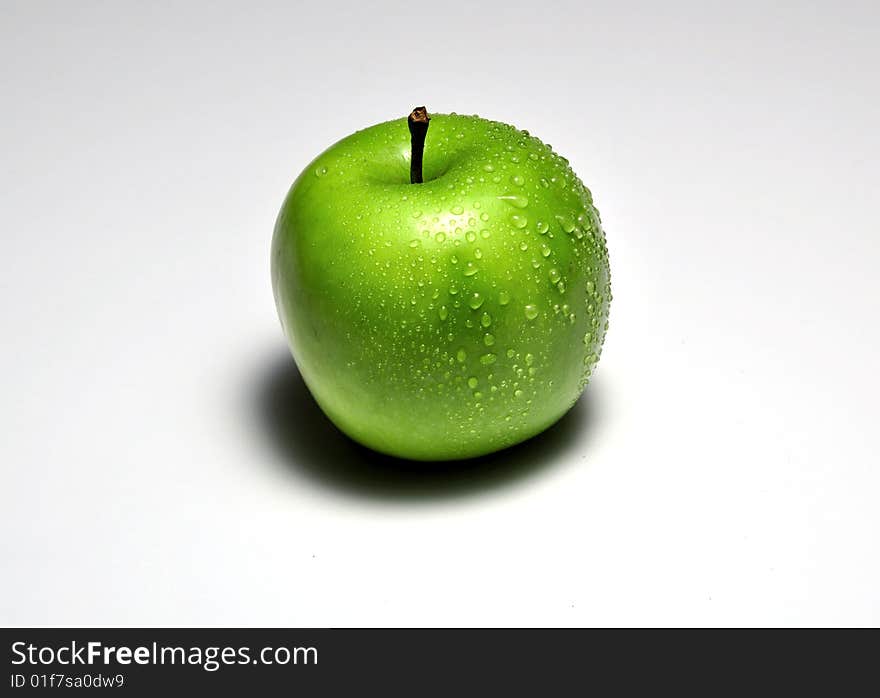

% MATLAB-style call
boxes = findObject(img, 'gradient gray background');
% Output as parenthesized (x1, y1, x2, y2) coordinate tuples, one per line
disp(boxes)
(2, 0, 878, 626)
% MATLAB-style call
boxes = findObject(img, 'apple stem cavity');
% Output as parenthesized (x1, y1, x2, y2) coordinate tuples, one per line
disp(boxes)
(408, 106, 430, 184)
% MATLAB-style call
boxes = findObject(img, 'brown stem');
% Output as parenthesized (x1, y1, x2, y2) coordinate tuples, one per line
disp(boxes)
(408, 106, 430, 184)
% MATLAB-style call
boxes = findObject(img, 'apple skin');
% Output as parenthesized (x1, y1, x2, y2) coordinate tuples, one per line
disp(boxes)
(272, 113, 610, 461)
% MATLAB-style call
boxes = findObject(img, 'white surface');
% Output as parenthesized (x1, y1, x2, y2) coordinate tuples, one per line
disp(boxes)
(2, 0, 878, 627)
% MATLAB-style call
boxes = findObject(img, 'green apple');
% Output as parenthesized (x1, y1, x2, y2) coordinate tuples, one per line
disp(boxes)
(271, 110, 610, 461)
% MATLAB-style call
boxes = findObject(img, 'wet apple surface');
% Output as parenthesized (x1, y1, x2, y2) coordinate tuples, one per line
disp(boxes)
(272, 112, 611, 460)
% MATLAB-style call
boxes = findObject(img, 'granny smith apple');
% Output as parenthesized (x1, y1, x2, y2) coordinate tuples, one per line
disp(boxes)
(271, 109, 610, 461)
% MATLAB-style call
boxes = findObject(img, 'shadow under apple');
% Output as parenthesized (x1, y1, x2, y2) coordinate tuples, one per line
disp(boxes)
(252, 348, 602, 501)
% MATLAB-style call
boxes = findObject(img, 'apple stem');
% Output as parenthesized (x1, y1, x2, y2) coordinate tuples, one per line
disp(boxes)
(408, 106, 430, 184)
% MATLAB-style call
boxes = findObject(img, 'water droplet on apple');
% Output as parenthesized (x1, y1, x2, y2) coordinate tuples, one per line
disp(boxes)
(548, 267, 561, 283)
(483, 333, 495, 346)
(524, 304, 539, 320)
(536, 220, 549, 235)
(438, 306, 448, 321)
(499, 291, 511, 305)
(555, 214, 576, 233)
(498, 194, 529, 208)
(481, 312, 492, 327)
(451, 205, 464, 215)
(541, 244, 551, 257)
(468, 377, 478, 389)
(480, 353, 497, 365)
(409, 239, 421, 248)
(511, 215, 528, 229)
(465, 230, 476, 243)
(315, 166, 328, 177)
(468, 292, 484, 309)
(511, 174, 524, 187)
(435, 232, 446, 242)
(463, 262, 479, 277)
(456, 348, 467, 363)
